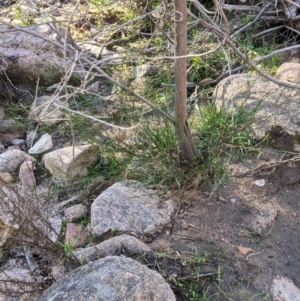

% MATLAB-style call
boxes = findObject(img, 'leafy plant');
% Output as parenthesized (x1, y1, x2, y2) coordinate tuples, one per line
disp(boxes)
(189, 248, 208, 265)
(57, 240, 76, 258)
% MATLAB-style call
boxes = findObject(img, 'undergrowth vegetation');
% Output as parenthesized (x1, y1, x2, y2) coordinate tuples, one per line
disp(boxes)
(1, 0, 295, 299)
(59, 94, 258, 194)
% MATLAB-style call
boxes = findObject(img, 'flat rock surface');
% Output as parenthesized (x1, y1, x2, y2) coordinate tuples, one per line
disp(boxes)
(38, 256, 176, 301)
(91, 181, 174, 237)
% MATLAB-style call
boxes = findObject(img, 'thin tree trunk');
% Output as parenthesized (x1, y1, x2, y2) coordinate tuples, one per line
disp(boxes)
(174, 0, 198, 161)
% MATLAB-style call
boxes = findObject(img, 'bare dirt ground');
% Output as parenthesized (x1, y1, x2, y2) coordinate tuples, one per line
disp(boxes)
(141, 148, 300, 300)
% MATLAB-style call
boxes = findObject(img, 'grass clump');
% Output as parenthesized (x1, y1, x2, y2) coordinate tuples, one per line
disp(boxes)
(194, 103, 256, 181)
(243, 228, 273, 251)
(98, 100, 258, 191)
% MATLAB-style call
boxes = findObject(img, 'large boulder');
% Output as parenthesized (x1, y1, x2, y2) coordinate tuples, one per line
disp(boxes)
(0, 24, 84, 86)
(213, 71, 300, 151)
(38, 256, 176, 301)
(91, 181, 174, 237)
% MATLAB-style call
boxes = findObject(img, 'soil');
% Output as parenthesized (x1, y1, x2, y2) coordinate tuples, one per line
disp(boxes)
(141, 148, 300, 300)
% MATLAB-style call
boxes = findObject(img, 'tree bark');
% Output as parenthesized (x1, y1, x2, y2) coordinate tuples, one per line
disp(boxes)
(174, 0, 198, 161)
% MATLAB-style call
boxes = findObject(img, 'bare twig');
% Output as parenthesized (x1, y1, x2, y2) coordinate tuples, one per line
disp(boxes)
(231, 4, 270, 37)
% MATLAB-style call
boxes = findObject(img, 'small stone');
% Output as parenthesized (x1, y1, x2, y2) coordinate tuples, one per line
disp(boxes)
(7, 145, 21, 150)
(254, 179, 265, 187)
(10, 139, 25, 147)
(132, 64, 160, 79)
(65, 223, 88, 248)
(0, 218, 19, 247)
(64, 204, 88, 222)
(73, 234, 152, 263)
(0, 172, 14, 183)
(0, 150, 36, 173)
(42, 144, 99, 180)
(230, 198, 237, 203)
(28, 133, 53, 154)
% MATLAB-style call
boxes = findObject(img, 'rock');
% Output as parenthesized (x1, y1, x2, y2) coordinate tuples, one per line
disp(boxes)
(48, 216, 62, 242)
(85, 81, 101, 93)
(101, 48, 124, 62)
(7, 145, 20, 150)
(28, 133, 53, 154)
(0, 268, 40, 301)
(0, 172, 14, 183)
(0, 24, 84, 86)
(79, 43, 102, 57)
(0, 217, 19, 247)
(26, 131, 38, 148)
(0, 108, 4, 120)
(132, 64, 160, 79)
(0, 120, 26, 144)
(91, 181, 174, 237)
(51, 266, 66, 281)
(39, 256, 176, 301)
(276, 62, 300, 83)
(42, 144, 99, 181)
(0, 150, 36, 173)
(19, 160, 36, 188)
(213, 73, 300, 150)
(271, 276, 300, 301)
(10, 138, 25, 147)
(73, 234, 153, 262)
(64, 204, 87, 222)
(251, 203, 277, 234)
(65, 223, 88, 248)
(29, 96, 67, 125)
(0, 183, 61, 245)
